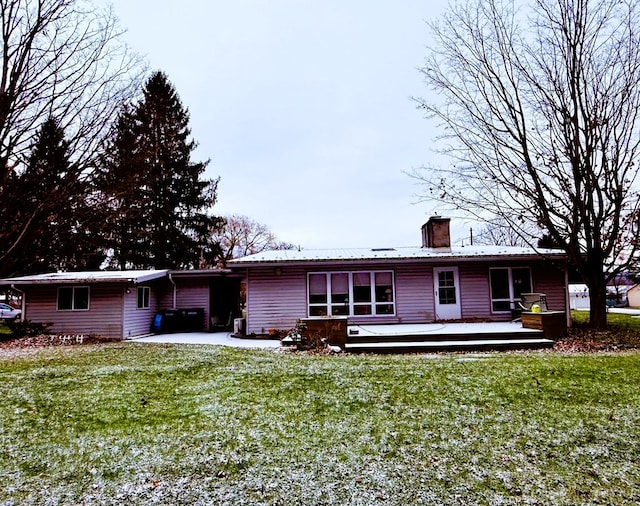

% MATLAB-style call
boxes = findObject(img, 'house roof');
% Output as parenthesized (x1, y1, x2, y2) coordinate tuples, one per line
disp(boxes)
(168, 269, 237, 278)
(0, 270, 169, 285)
(228, 245, 566, 266)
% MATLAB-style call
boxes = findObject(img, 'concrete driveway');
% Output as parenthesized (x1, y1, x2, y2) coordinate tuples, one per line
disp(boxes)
(129, 332, 281, 349)
(607, 307, 640, 316)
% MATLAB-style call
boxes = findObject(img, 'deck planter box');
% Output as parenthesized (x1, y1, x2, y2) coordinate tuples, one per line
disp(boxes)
(521, 311, 566, 339)
(300, 316, 348, 350)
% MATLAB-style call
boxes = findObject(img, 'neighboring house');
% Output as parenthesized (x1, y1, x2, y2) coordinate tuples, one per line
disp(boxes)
(626, 284, 640, 308)
(0, 269, 242, 339)
(569, 284, 590, 310)
(568, 276, 635, 310)
(229, 217, 568, 336)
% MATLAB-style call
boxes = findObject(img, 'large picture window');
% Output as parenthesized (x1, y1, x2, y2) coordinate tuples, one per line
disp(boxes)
(490, 267, 532, 312)
(307, 271, 395, 317)
(57, 286, 90, 311)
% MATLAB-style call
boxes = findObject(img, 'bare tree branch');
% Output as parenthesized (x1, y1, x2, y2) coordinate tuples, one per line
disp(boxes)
(411, 0, 640, 327)
(0, 0, 146, 276)
(213, 214, 295, 266)
(0, 0, 145, 172)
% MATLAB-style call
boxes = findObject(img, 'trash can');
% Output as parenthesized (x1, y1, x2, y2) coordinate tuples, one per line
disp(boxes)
(182, 308, 204, 331)
(153, 313, 163, 333)
(153, 309, 179, 333)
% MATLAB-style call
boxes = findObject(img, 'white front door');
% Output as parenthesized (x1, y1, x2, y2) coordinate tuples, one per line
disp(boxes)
(433, 267, 461, 320)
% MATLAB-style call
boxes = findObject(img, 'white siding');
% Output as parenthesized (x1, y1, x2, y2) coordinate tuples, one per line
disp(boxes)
(245, 266, 307, 334)
(175, 278, 210, 329)
(394, 264, 434, 323)
(627, 285, 640, 308)
(122, 284, 160, 338)
(459, 263, 493, 319)
(25, 284, 125, 339)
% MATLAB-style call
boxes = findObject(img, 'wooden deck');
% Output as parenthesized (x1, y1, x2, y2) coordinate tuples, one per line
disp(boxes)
(344, 322, 554, 353)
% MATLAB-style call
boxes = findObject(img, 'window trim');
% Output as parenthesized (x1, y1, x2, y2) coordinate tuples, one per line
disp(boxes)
(57, 286, 90, 311)
(307, 270, 396, 317)
(489, 267, 533, 313)
(137, 286, 151, 309)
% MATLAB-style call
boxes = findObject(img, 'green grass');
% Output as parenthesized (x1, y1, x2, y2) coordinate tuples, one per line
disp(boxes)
(572, 309, 640, 330)
(1, 344, 639, 505)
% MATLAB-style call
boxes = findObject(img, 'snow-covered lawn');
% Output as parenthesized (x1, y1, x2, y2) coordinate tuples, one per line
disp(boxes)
(1, 344, 639, 505)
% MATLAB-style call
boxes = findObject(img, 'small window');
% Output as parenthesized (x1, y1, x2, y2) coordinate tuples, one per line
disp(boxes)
(308, 273, 328, 316)
(137, 286, 150, 309)
(353, 272, 372, 315)
(374, 272, 395, 315)
(331, 273, 349, 315)
(57, 286, 90, 311)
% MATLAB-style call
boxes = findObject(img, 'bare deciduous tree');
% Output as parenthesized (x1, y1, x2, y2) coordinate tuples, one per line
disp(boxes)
(214, 214, 295, 266)
(473, 217, 531, 247)
(0, 0, 143, 170)
(0, 0, 144, 275)
(411, 0, 640, 328)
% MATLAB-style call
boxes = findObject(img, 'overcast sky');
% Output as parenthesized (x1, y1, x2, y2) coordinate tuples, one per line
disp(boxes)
(108, 0, 456, 249)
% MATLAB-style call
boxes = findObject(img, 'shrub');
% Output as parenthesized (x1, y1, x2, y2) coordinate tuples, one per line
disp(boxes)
(6, 319, 52, 338)
(282, 319, 325, 351)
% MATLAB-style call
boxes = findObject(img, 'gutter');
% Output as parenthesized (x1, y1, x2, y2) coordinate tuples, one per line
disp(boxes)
(11, 284, 25, 322)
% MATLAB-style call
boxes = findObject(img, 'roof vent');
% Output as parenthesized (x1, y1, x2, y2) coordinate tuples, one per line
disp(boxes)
(371, 248, 396, 252)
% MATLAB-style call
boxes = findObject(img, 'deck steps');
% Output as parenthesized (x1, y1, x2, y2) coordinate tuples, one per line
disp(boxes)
(345, 337, 554, 353)
(344, 322, 555, 353)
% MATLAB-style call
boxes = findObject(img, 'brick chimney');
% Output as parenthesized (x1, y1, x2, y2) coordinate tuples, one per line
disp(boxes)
(421, 216, 451, 248)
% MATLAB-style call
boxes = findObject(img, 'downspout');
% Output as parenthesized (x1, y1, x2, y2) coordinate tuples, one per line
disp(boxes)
(241, 268, 249, 332)
(168, 272, 177, 309)
(11, 284, 25, 322)
(565, 265, 571, 328)
(122, 285, 129, 339)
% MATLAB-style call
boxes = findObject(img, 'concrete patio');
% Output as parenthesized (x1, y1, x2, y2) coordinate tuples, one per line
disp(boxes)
(129, 332, 280, 349)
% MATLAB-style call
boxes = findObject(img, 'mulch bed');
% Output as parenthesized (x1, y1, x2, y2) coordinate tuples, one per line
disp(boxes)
(0, 334, 119, 350)
(1, 328, 638, 353)
(554, 326, 640, 352)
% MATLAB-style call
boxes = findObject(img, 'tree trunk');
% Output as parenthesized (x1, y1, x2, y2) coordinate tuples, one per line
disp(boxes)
(585, 254, 608, 329)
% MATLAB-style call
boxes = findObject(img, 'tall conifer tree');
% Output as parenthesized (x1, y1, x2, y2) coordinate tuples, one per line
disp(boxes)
(97, 108, 148, 269)
(98, 71, 222, 269)
(4, 118, 100, 274)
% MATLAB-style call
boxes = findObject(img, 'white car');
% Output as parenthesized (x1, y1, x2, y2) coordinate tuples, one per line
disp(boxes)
(0, 303, 21, 320)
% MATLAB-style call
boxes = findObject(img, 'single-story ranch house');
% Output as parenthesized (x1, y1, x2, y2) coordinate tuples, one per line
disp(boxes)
(229, 217, 568, 336)
(0, 269, 242, 339)
(0, 217, 568, 340)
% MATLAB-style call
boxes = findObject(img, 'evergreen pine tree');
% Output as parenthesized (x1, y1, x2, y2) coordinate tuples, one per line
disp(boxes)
(5, 118, 101, 274)
(97, 108, 150, 269)
(98, 71, 222, 269)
